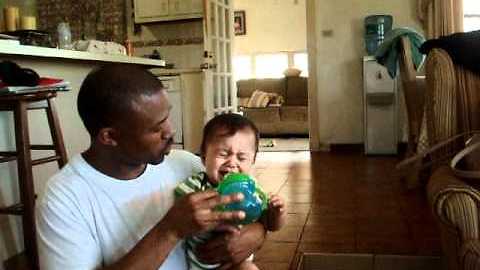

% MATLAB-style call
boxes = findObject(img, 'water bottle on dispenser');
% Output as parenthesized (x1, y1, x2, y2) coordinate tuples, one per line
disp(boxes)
(364, 15, 393, 55)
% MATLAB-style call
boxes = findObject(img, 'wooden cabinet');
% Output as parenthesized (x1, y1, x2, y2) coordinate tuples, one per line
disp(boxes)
(134, 0, 203, 23)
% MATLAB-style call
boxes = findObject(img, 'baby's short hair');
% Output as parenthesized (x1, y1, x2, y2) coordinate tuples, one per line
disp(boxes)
(201, 113, 259, 159)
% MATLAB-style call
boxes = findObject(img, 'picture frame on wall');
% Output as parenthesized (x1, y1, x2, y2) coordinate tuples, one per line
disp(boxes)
(234, 10, 246, 35)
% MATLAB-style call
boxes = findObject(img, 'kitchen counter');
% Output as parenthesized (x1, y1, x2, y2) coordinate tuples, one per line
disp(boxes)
(0, 43, 166, 67)
(150, 68, 203, 76)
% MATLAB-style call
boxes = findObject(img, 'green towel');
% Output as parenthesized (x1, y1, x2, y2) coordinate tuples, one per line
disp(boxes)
(375, 27, 426, 79)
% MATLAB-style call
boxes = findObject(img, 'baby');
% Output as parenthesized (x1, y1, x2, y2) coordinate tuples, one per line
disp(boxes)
(175, 113, 286, 270)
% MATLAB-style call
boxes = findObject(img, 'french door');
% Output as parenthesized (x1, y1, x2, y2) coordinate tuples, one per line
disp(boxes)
(202, 0, 236, 121)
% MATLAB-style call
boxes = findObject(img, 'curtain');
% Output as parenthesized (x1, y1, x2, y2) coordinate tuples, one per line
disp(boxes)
(418, 0, 464, 39)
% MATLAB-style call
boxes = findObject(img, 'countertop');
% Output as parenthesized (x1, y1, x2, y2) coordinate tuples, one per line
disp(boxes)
(149, 68, 203, 76)
(0, 43, 166, 67)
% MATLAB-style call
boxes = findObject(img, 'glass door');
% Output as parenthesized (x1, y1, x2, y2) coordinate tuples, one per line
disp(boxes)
(202, 0, 236, 121)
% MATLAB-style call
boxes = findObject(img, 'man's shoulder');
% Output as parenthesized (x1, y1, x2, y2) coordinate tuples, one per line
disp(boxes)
(166, 150, 200, 163)
(164, 150, 203, 171)
(42, 155, 92, 201)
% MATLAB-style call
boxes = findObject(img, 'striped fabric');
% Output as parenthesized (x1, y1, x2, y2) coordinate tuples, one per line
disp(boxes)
(174, 172, 213, 198)
(246, 90, 271, 108)
(461, 241, 480, 270)
(175, 172, 220, 270)
(428, 166, 480, 270)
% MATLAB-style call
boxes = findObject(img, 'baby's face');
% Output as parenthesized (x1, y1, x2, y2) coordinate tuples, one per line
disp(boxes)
(203, 129, 256, 185)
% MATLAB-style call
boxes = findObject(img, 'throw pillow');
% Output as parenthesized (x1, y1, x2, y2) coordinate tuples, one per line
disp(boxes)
(247, 90, 271, 108)
(268, 94, 285, 106)
(283, 67, 302, 77)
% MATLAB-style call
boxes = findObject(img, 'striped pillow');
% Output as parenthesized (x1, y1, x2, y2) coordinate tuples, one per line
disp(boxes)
(247, 90, 271, 108)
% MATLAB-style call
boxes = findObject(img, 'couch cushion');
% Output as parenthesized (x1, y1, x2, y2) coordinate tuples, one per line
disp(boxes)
(242, 107, 280, 123)
(280, 106, 308, 122)
(238, 97, 250, 107)
(237, 78, 286, 98)
(285, 77, 308, 106)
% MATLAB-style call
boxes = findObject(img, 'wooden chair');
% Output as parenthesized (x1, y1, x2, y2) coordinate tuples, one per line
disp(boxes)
(0, 91, 67, 270)
(398, 36, 427, 187)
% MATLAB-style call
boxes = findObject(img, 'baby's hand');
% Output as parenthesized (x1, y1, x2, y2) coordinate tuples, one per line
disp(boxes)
(267, 194, 286, 231)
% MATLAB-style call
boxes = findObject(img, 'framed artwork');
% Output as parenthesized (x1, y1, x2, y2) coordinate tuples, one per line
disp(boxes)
(234, 10, 246, 35)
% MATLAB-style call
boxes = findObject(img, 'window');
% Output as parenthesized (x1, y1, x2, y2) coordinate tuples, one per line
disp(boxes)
(233, 51, 309, 81)
(464, 0, 480, 32)
(293, 52, 309, 77)
(255, 53, 288, 78)
(233, 55, 252, 81)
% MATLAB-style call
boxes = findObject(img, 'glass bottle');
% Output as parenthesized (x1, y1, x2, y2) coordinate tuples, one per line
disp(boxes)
(57, 22, 72, 49)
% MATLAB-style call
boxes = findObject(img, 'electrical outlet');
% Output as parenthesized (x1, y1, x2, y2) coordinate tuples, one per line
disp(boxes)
(322, 30, 334, 37)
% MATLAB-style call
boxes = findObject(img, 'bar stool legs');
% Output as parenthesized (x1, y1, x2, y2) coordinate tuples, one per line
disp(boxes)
(14, 100, 38, 270)
(1, 92, 67, 270)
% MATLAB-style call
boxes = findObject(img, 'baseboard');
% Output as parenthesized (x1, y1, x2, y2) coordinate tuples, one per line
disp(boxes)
(329, 143, 364, 153)
(329, 142, 408, 155)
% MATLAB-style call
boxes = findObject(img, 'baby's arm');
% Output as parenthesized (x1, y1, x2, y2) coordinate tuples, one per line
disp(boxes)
(263, 194, 286, 232)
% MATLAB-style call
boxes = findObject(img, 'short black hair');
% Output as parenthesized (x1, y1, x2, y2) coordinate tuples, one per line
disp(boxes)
(77, 64, 163, 137)
(200, 113, 260, 159)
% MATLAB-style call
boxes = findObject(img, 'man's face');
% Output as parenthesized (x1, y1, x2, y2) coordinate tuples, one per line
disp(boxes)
(203, 128, 256, 185)
(114, 90, 174, 166)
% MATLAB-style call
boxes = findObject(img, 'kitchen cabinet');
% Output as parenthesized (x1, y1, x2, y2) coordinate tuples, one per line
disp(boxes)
(134, 0, 203, 23)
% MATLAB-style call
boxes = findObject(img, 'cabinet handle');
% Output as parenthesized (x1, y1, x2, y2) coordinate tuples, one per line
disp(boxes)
(376, 71, 383, 80)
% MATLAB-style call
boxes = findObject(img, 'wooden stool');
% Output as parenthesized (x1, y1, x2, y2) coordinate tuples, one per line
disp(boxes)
(0, 91, 67, 270)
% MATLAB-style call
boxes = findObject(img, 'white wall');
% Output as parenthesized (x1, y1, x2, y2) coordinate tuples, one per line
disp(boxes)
(0, 58, 93, 265)
(233, 0, 307, 55)
(312, 0, 423, 144)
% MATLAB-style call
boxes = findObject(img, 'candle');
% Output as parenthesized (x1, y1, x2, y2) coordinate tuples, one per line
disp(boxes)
(21, 16, 36, 30)
(4, 6, 19, 32)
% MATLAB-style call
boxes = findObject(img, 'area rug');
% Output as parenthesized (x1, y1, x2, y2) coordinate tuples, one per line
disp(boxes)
(259, 138, 309, 152)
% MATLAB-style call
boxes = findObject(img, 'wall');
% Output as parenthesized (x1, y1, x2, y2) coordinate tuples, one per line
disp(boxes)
(233, 0, 307, 55)
(312, 0, 423, 144)
(36, 0, 126, 44)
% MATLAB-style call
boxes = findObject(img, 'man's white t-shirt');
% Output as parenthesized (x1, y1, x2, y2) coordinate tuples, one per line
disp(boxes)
(36, 150, 203, 270)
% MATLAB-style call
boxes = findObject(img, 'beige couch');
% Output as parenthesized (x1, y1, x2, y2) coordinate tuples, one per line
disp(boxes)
(237, 77, 308, 135)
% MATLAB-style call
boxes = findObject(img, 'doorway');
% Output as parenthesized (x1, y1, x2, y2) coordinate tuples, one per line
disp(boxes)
(231, 0, 310, 152)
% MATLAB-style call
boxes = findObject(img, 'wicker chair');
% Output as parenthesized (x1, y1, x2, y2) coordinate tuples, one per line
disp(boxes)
(425, 47, 480, 270)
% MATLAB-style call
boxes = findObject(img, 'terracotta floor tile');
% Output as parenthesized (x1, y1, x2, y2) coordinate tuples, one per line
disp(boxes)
(251, 150, 440, 257)
(267, 226, 303, 242)
(285, 213, 308, 226)
(253, 262, 291, 270)
(355, 235, 416, 254)
(255, 241, 297, 263)
(286, 203, 311, 214)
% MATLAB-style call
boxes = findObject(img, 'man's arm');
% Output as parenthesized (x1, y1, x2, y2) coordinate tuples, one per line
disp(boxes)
(195, 222, 267, 268)
(105, 191, 247, 270)
(38, 190, 245, 270)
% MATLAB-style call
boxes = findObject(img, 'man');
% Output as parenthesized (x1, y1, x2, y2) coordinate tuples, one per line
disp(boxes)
(36, 64, 266, 270)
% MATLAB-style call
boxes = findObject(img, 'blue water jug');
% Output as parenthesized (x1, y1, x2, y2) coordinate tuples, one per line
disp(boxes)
(364, 15, 393, 55)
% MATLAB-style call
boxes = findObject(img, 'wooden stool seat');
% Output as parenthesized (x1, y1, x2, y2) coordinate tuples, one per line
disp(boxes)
(0, 90, 67, 270)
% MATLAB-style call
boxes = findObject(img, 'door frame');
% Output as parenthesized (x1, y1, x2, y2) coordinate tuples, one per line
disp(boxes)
(306, 0, 320, 151)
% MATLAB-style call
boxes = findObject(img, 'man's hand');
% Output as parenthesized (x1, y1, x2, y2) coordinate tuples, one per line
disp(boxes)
(195, 222, 266, 268)
(163, 190, 245, 239)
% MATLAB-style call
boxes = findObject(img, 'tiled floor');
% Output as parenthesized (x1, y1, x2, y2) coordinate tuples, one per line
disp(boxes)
(252, 151, 442, 270)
